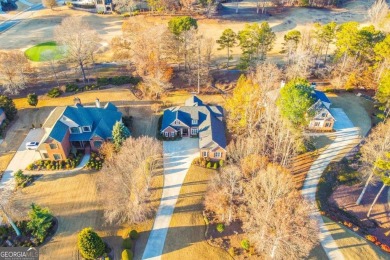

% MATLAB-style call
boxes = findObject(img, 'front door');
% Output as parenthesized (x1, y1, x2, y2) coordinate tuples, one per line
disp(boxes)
(182, 128, 189, 137)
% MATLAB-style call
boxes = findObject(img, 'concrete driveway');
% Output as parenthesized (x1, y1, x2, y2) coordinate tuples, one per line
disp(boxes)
(302, 108, 360, 260)
(142, 138, 199, 260)
(0, 128, 44, 202)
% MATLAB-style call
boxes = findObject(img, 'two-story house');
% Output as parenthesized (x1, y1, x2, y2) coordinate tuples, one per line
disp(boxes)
(37, 98, 122, 161)
(307, 90, 335, 132)
(160, 96, 227, 161)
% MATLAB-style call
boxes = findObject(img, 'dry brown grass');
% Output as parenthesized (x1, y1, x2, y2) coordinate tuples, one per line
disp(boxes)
(162, 165, 232, 260)
(322, 216, 389, 260)
(10, 165, 163, 260)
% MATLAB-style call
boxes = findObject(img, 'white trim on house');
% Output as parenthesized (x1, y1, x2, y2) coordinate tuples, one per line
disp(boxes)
(161, 125, 179, 133)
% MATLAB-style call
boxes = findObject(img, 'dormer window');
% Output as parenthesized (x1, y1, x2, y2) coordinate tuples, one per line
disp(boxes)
(70, 127, 81, 134)
(192, 119, 198, 124)
(83, 126, 91, 132)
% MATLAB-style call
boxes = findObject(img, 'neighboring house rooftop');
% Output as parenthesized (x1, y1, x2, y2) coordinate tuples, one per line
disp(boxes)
(42, 101, 122, 143)
(313, 90, 331, 106)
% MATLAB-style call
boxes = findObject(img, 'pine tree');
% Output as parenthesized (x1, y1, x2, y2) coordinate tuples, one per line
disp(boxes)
(217, 29, 237, 68)
(112, 121, 131, 150)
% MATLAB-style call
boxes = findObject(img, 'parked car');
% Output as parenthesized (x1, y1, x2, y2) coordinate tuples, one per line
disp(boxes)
(26, 142, 39, 150)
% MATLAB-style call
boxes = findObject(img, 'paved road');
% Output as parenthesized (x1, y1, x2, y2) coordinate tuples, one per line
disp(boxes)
(0, 128, 44, 202)
(302, 108, 360, 260)
(142, 138, 199, 260)
(0, 3, 44, 34)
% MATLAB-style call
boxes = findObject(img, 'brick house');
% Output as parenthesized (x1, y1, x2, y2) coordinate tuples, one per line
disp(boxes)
(160, 96, 227, 161)
(0, 108, 6, 126)
(37, 98, 122, 160)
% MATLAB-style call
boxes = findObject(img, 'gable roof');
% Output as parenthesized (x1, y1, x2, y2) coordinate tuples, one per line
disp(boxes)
(50, 121, 69, 142)
(308, 100, 335, 120)
(44, 103, 122, 143)
(313, 90, 331, 104)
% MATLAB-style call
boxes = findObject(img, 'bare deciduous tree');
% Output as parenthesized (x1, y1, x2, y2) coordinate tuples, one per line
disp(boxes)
(368, 0, 389, 25)
(98, 137, 162, 224)
(252, 62, 282, 91)
(242, 164, 318, 259)
(41, 50, 60, 87)
(0, 51, 32, 94)
(54, 17, 100, 84)
(356, 120, 390, 205)
(204, 165, 242, 224)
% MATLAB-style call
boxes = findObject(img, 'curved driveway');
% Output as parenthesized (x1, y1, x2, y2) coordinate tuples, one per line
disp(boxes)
(142, 138, 199, 260)
(302, 108, 360, 260)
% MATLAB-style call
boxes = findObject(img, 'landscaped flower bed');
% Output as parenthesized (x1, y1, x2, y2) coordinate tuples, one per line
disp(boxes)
(192, 157, 224, 170)
(26, 152, 83, 171)
(85, 152, 104, 170)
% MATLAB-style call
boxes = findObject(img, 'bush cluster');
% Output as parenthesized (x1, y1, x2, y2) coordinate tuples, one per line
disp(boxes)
(47, 87, 62, 98)
(78, 227, 105, 259)
(14, 170, 33, 188)
(120, 230, 138, 260)
(241, 239, 250, 251)
(86, 152, 104, 170)
(192, 157, 224, 170)
(65, 83, 99, 93)
(0, 119, 10, 139)
(129, 230, 139, 240)
(97, 76, 140, 86)
(121, 249, 133, 260)
(27, 153, 83, 171)
(365, 235, 378, 243)
(216, 223, 225, 233)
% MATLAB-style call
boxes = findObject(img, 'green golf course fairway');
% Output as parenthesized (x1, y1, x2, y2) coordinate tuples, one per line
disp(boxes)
(25, 41, 65, 62)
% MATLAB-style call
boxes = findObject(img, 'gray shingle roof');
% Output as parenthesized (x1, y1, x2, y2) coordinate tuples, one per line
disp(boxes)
(45, 103, 122, 143)
(161, 96, 227, 150)
(49, 121, 69, 142)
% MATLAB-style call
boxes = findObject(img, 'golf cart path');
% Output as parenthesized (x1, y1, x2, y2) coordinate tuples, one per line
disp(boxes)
(142, 138, 199, 260)
(302, 108, 361, 260)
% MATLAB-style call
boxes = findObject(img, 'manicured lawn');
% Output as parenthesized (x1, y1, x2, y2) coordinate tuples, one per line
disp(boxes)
(162, 165, 232, 260)
(24, 41, 65, 62)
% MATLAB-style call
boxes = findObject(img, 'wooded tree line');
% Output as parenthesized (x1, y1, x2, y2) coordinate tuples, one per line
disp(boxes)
(112, 16, 213, 97)
(203, 65, 317, 258)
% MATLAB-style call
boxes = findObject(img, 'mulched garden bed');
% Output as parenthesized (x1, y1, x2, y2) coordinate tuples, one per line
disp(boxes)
(0, 217, 58, 248)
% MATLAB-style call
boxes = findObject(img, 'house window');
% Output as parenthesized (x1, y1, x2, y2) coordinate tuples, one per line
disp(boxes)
(53, 154, 62, 160)
(83, 126, 91, 132)
(42, 153, 49, 159)
(176, 120, 181, 125)
(192, 119, 198, 124)
(191, 128, 198, 135)
(202, 151, 208, 157)
(170, 132, 175, 137)
(214, 152, 222, 158)
(322, 113, 327, 117)
(164, 132, 169, 137)
(325, 123, 331, 127)
(70, 127, 81, 134)
(49, 143, 57, 149)
(93, 140, 103, 149)
(314, 122, 320, 127)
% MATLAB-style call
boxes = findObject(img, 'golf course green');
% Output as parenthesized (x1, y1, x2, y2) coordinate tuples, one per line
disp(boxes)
(24, 41, 66, 62)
